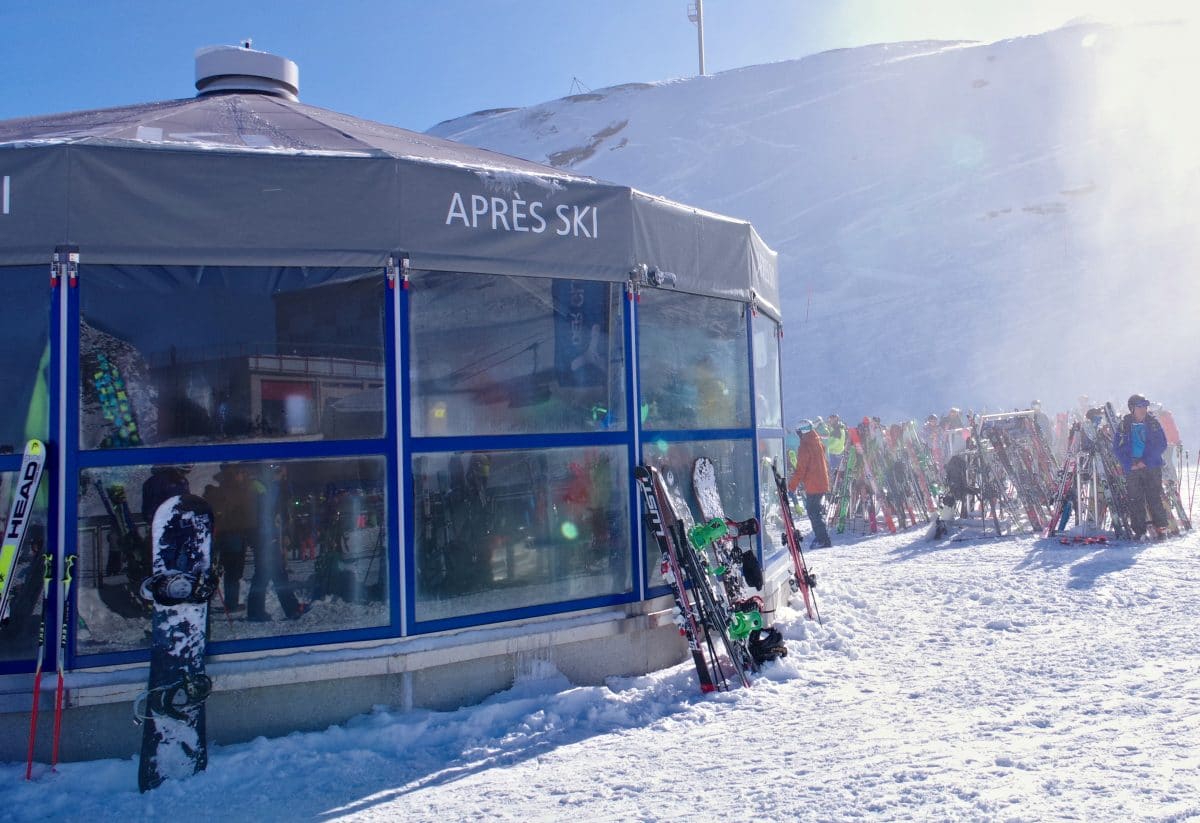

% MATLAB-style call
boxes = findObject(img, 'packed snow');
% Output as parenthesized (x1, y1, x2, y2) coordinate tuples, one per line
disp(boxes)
(5, 527, 1199, 820)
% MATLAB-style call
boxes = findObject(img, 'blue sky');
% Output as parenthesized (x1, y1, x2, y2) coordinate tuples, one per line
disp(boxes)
(0, 1, 1191, 131)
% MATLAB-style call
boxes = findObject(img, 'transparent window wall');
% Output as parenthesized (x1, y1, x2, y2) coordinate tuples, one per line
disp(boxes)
(640, 439, 756, 585)
(76, 456, 389, 655)
(412, 446, 631, 622)
(637, 290, 750, 430)
(79, 266, 385, 448)
(408, 270, 634, 626)
(409, 272, 626, 437)
(758, 437, 787, 560)
(753, 318, 782, 429)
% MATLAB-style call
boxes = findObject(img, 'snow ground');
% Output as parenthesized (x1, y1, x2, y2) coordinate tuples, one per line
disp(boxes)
(5, 527, 1199, 822)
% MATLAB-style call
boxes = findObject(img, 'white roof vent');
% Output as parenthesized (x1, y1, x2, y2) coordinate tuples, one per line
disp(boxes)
(195, 43, 299, 101)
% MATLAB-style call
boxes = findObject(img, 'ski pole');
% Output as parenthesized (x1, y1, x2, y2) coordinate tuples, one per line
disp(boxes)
(25, 553, 53, 780)
(50, 554, 75, 771)
(1189, 449, 1198, 521)
(211, 577, 236, 633)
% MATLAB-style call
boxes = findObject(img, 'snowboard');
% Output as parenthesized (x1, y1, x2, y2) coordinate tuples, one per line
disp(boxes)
(1, 439, 47, 626)
(693, 457, 785, 663)
(137, 494, 215, 792)
(691, 457, 764, 595)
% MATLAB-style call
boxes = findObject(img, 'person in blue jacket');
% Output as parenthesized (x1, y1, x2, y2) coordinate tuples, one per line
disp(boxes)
(1112, 393, 1169, 539)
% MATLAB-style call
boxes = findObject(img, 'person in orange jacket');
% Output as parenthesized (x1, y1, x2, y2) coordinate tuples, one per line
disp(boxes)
(788, 419, 832, 548)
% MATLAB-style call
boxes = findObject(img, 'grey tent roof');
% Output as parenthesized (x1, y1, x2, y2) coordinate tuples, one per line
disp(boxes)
(0, 94, 590, 177)
(0, 93, 779, 318)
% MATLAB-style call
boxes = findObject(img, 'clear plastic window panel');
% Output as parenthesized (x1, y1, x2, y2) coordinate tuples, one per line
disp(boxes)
(640, 438, 756, 586)
(0, 266, 50, 450)
(79, 266, 385, 449)
(413, 446, 632, 622)
(753, 318, 783, 429)
(409, 272, 627, 437)
(637, 290, 751, 431)
(758, 437, 787, 561)
(0, 470, 50, 663)
(75, 456, 389, 655)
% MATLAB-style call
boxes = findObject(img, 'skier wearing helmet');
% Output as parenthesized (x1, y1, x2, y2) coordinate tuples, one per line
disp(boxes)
(788, 419, 833, 548)
(1112, 394, 1169, 539)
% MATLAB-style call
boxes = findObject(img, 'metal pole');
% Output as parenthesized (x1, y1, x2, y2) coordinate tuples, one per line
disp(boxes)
(688, 1, 706, 76)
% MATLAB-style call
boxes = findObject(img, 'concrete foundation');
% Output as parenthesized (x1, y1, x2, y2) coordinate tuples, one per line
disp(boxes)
(1, 563, 796, 764)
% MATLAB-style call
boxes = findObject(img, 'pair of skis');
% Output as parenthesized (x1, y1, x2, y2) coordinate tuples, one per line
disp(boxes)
(765, 458, 820, 624)
(0, 440, 75, 780)
(635, 465, 748, 692)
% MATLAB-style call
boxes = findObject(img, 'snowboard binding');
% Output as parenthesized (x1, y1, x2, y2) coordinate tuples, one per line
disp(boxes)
(134, 673, 213, 722)
(139, 567, 219, 606)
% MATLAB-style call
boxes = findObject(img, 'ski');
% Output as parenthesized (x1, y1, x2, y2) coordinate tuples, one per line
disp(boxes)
(1, 439, 47, 627)
(634, 466, 721, 693)
(766, 457, 820, 623)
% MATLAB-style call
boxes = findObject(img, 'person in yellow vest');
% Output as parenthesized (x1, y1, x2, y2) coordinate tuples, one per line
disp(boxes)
(824, 413, 847, 475)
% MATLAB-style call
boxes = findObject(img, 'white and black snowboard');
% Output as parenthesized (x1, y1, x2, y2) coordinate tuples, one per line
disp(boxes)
(137, 494, 215, 792)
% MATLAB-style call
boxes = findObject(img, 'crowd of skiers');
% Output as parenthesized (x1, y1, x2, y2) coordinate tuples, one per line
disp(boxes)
(786, 395, 1192, 544)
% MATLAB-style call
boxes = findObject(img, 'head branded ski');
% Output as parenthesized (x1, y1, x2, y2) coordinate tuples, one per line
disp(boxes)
(1, 439, 47, 627)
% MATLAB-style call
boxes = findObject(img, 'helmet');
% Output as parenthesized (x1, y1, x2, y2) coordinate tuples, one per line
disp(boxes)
(926, 413, 938, 423)
(1127, 393, 1149, 411)
(795, 419, 814, 434)
(1031, 400, 1041, 409)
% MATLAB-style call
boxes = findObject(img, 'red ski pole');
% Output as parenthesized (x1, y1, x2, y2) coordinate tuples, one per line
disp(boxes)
(50, 554, 75, 771)
(25, 553, 53, 780)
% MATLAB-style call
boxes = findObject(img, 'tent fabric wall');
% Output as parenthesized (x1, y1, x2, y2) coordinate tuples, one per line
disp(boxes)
(0, 146, 71, 265)
(0, 93, 777, 304)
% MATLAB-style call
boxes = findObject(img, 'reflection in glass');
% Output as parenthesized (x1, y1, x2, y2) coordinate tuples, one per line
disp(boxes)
(79, 266, 385, 449)
(0, 266, 50, 451)
(640, 439, 756, 585)
(413, 446, 631, 622)
(758, 438, 787, 561)
(409, 272, 626, 437)
(753, 318, 783, 429)
(75, 457, 388, 655)
(638, 290, 750, 431)
(0, 470, 49, 663)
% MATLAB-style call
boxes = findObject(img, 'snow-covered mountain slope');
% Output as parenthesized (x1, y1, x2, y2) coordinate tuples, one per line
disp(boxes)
(430, 22, 1200, 436)
(10, 529, 1200, 819)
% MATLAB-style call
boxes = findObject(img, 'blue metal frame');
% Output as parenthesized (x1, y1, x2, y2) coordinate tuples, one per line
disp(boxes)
(34, 260, 787, 669)
(403, 274, 640, 635)
(624, 284, 644, 602)
(67, 266, 397, 669)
